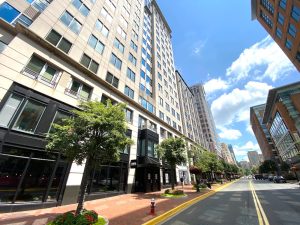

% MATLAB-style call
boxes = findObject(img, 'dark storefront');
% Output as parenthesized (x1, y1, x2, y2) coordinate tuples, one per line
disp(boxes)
(0, 83, 72, 212)
(134, 126, 161, 193)
(86, 129, 131, 200)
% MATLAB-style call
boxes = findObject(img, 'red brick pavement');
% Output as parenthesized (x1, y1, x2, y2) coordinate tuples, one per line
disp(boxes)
(0, 184, 223, 225)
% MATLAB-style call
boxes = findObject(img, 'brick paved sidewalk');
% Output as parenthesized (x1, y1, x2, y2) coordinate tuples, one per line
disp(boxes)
(0, 183, 225, 225)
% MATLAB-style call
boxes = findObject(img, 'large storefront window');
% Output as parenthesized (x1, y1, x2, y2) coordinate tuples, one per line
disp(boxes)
(0, 147, 68, 203)
(88, 163, 128, 193)
(0, 94, 23, 127)
(13, 100, 45, 133)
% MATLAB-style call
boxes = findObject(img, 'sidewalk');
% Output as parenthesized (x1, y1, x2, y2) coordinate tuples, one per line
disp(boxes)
(0, 183, 227, 225)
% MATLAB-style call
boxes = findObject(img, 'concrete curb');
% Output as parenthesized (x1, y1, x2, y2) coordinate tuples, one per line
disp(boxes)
(142, 179, 240, 225)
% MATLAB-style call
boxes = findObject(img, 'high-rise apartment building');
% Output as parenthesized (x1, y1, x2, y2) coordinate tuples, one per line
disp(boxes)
(0, 0, 193, 212)
(247, 151, 261, 167)
(251, 0, 300, 71)
(228, 144, 238, 165)
(190, 84, 221, 158)
(239, 160, 251, 170)
(250, 104, 279, 162)
(221, 143, 235, 165)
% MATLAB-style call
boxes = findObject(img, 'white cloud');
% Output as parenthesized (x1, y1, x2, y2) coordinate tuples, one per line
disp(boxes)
(233, 141, 261, 161)
(246, 124, 254, 136)
(211, 81, 273, 128)
(226, 36, 296, 82)
(192, 39, 207, 56)
(204, 77, 229, 95)
(218, 127, 242, 140)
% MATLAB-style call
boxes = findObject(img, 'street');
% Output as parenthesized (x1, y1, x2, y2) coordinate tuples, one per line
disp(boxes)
(161, 178, 300, 225)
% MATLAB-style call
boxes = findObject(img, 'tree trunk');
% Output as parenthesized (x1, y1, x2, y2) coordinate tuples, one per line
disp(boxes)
(170, 165, 175, 190)
(75, 157, 92, 215)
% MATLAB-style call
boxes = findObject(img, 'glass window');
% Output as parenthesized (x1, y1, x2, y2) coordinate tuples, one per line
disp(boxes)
(0, 2, 20, 23)
(124, 86, 134, 99)
(80, 54, 99, 73)
(72, 0, 90, 17)
(29, 0, 51, 12)
(277, 12, 284, 25)
(113, 38, 125, 53)
(291, 5, 300, 21)
(285, 39, 292, 50)
(125, 108, 133, 123)
(117, 26, 126, 39)
(88, 35, 105, 54)
(13, 14, 32, 27)
(128, 53, 136, 66)
(13, 100, 45, 133)
(100, 7, 113, 23)
(49, 110, 70, 132)
(126, 68, 135, 82)
(67, 79, 92, 100)
(288, 23, 297, 38)
(106, 72, 119, 88)
(276, 27, 282, 39)
(95, 19, 109, 37)
(0, 94, 23, 127)
(279, 0, 286, 10)
(46, 30, 72, 53)
(60, 11, 82, 34)
(130, 40, 138, 52)
(110, 53, 122, 70)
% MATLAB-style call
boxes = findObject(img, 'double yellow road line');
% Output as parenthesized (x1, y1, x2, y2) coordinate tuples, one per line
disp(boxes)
(249, 180, 270, 225)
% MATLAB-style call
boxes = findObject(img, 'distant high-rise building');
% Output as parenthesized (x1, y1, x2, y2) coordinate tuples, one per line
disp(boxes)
(250, 104, 279, 162)
(190, 84, 221, 158)
(251, 0, 300, 71)
(259, 154, 264, 163)
(239, 161, 251, 170)
(228, 144, 237, 165)
(221, 143, 235, 164)
(247, 151, 261, 167)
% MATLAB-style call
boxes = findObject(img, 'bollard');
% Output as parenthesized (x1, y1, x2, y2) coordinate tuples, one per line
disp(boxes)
(150, 198, 156, 215)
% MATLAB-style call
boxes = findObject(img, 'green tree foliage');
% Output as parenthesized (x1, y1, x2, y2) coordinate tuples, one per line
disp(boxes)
(157, 137, 187, 190)
(46, 100, 132, 215)
(259, 160, 277, 174)
(280, 161, 290, 172)
(251, 166, 259, 174)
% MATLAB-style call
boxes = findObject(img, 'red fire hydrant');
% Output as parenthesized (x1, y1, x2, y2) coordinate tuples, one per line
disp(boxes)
(150, 198, 156, 215)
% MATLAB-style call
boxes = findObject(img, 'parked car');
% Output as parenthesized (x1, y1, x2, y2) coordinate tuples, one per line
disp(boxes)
(255, 174, 263, 180)
(268, 175, 274, 181)
(273, 176, 286, 183)
(263, 175, 269, 180)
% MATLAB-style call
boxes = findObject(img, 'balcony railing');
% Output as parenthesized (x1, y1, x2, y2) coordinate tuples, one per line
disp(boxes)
(64, 88, 89, 101)
(22, 67, 57, 87)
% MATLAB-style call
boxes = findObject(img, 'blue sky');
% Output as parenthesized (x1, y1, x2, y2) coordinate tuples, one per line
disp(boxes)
(156, 0, 300, 162)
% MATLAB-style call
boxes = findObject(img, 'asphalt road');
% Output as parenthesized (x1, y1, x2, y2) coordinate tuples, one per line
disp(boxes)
(161, 178, 300, 225)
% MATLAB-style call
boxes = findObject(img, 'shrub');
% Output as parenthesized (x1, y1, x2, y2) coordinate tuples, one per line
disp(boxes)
(164, 189, 170, 194)
(172, 189, 184, 195)
(284, 173, 297, 180)
(48, 210, 99, 225)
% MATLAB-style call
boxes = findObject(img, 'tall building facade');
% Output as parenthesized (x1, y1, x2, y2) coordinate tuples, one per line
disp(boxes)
(228, 144, 237, 165)
(0, 0, 192, 212)
(176, 70, 207, 183)
(263, 82, 300, 176)
(220, 143, 235, 165)
(247, 151, 261, 167)
(190, 84, 221, 157)
(251, 0, 300, 71)
(250, 104, 279, 162)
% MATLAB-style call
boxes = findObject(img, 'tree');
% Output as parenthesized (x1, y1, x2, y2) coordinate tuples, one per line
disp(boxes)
(259, 160, 277, 174)
(46, 100, 132, 215)
(251, 166, 259, 174)
(195, 151, 219, 181)
(281, 161, 290, 172)
(157, 137, 187, 190)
